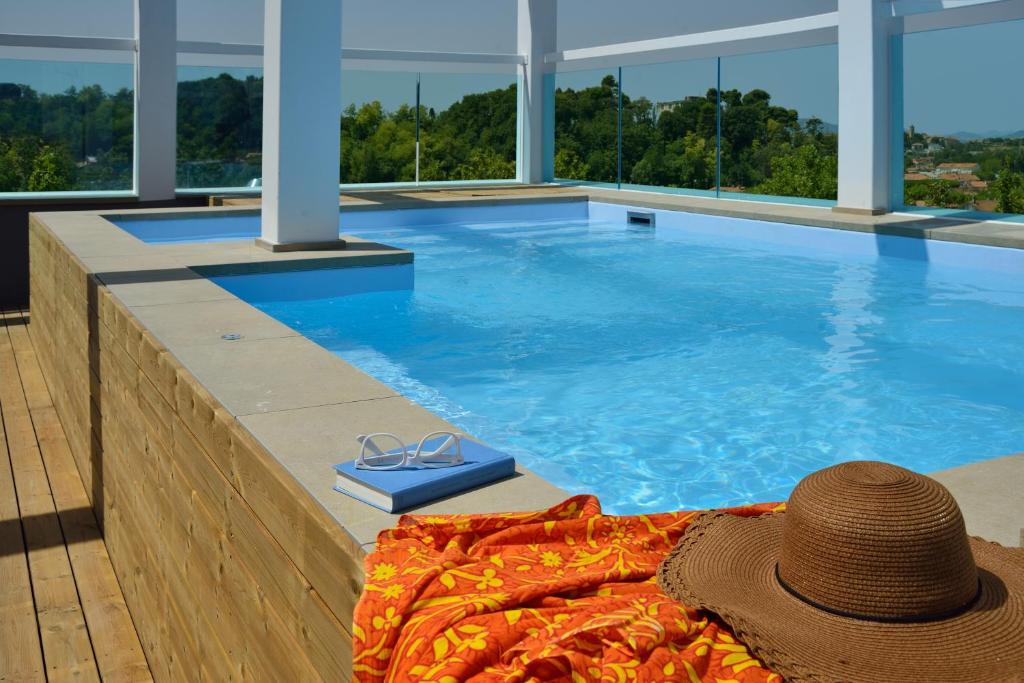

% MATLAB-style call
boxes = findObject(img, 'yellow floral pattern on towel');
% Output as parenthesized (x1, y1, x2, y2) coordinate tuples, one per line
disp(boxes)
(354, 495, 784, 682)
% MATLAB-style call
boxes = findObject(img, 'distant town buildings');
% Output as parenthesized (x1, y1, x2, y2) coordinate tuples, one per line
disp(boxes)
(904, 137, 989, 207)
(904, 168, 987, 193)
(936, 162, 980, 175)
(654, 96, 704, 118)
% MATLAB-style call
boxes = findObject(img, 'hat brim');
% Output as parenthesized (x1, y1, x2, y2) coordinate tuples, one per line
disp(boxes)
(657, 511, 1024, 683)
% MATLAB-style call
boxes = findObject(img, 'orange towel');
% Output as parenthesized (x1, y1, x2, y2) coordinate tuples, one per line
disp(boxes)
(354, 495, 784, 682)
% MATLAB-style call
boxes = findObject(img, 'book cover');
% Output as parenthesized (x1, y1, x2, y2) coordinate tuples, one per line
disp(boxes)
(334, 437, 516, 513)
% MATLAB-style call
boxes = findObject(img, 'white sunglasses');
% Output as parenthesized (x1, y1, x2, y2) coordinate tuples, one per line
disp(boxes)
(355, 431, 464, 470)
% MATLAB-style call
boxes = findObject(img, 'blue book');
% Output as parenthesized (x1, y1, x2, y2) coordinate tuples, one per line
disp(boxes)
(333, 437, 516, 513)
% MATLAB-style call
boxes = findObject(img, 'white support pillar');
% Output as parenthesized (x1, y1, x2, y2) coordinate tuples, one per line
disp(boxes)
(517, 0, 556, 185)
(134, 0, 177, 201)
(835, 0, 896, 215)
(258, 0, 344, 251)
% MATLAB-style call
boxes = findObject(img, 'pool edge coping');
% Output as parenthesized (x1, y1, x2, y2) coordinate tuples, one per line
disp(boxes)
(28, 186, 1024, 552)
(28, 202, 576, 559)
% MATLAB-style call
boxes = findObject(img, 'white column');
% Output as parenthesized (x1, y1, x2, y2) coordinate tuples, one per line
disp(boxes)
(836, 0, 895, 214)
(517, 0, 556, 185)
(259, 0, 344, 250)
(134, 0, 177, 201)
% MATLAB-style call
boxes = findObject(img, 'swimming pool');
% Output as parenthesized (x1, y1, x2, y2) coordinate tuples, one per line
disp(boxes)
(114, 202, 1024, 513)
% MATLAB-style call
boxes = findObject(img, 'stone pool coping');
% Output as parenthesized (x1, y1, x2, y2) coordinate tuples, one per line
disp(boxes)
(213, 182, 1024, 250)
(583, 187, 1024, 250)
(32, 185, 1024, 550)
(32, 193, 583, 556)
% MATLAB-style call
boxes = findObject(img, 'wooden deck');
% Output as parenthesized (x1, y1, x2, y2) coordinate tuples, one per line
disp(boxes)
(0, 309, 152, 682)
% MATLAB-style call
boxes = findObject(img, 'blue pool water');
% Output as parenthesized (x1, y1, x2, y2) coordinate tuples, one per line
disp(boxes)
(115, 203, 1024, 513)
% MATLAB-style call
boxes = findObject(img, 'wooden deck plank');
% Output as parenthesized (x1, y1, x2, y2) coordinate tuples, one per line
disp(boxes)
(0, 400, 46, 682)
(8, 311, 153, 683)
(0, 312, 101, 683)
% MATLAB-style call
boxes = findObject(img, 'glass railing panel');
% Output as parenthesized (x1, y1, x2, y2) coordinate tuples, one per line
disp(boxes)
(340, 70, 418, 184)
(553, 68, 619, 184)
(417, 71, 517, 182)
(0, 58, 134, 192)
(903, 19, 1024, 220)
(176, 66, 263, 190)
(620, 58, 718, 196)
(719, 44, 839, 205)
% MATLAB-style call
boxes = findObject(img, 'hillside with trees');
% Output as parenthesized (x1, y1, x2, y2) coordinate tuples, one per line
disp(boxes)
(2, 70, 1022, 215)
(554, 74, 838, 199)
(0, 82, 133, 191)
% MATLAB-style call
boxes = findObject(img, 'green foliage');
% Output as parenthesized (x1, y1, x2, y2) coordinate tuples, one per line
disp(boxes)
(554, 77, 619, 183)
(0, 81, 133, 191)
(2, 71, 845, 201)
(993, 161, 1024, 214)
(554, 77, 838, 200)
(448, 148, 515, 181)
(177, 74, 262, 162)
(340, 84, 518, 183)
(554, 148, 587, 180)
(176, 74, 263, 187)
(0, 137, 32, 191)
(0, 136, 73, 192)
(341, 102, 417, 183)
(754, 144, 838, 199)
(27, 144, 73, 191)
(630, 133, 715, 189)
(904, 179, 969, 209)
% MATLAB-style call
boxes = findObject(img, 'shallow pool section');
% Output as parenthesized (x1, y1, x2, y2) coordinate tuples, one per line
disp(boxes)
(180, 203, 1024, 513)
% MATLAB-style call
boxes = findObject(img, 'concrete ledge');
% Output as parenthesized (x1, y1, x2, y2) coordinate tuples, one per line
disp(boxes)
(932, 453, 1024, 547)
(28, 195, 576, 555)
(255, 237, 348, 252)
(584, 187, 1024, 250)
(832, 205, 887, 216)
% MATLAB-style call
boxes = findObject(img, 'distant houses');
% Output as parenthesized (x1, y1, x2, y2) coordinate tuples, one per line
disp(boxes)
(904, 160, 989, 208)
(903, 126, 1023, 210)
(654, 96, 705, 118)
(936, 162, 980, 175)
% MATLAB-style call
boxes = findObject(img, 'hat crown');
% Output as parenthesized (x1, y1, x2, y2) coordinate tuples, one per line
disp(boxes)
(777, 461, 979, 620)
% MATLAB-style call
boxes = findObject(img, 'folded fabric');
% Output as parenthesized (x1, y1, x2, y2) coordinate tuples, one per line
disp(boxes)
(353, 495, 784, 682)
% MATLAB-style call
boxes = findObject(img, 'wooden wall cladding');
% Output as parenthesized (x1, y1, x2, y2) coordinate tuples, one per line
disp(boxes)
(29, 215, 363, 681)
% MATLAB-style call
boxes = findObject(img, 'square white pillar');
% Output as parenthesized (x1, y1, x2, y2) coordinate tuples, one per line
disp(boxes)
(517, 0, 556, 185)
(134, 0, 177, 202)
(259, 0, 344, 250)
(835, 0, 895, 215)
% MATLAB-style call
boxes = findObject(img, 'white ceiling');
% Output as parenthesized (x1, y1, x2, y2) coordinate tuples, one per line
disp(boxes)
(2, 0, 840, 53)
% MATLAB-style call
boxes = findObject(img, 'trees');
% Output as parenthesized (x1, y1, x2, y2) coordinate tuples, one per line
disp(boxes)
(755, 144, 837, 199)
(1, 72, 841, 197)
(554, 148, 587, 180)
(0, 81, 132, 191)
(27, 144, 73, 191)
(340, 102, 417, 183)
(993, 161, 1024, 214)
(9, 70, 1024, 215)
(0, 136, 73, 192)
(553, 77, 838, 200)
(904, 179, 968, 209)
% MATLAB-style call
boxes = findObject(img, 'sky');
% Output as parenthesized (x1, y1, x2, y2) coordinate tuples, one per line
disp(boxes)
(0, 1, 1021, 135)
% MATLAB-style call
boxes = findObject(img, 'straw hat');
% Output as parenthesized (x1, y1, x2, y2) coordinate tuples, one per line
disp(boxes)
(657, 461, 1024, 682)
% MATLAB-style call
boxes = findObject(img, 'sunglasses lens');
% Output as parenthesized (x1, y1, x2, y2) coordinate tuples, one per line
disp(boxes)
(419, 432, 461, 466)
(360, 434, 407, 469)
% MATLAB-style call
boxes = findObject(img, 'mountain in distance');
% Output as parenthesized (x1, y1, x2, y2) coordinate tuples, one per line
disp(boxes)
(943, 129, 1024, 141)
